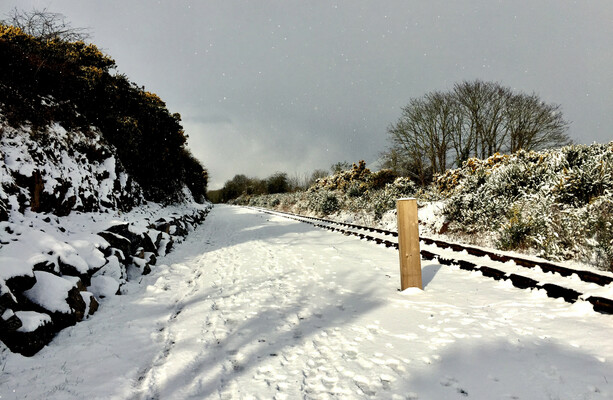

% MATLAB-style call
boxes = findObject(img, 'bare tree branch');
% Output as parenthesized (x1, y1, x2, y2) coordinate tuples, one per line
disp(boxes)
(3, 8, 90, 42)
(384, 80, 572, 185)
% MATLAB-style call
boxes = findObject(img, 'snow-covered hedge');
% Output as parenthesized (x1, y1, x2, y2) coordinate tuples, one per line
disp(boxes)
(234, 143, 613, 271)
(234, 175, 421, 221)
(439, 142, 613, 270)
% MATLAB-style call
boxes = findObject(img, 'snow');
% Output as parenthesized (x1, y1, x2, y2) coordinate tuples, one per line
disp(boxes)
(92, 255, 124, 284)
(22, 271, 76, 314)
(88, 275, 119, 298)
(69, 239, 107, 270)
(1, 205, 611, 399)
(0, 256, 35, 281)
(15, 311, 52, 333)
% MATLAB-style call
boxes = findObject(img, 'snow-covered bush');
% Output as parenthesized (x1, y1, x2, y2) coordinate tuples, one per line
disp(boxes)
(236, 142, 612, 271)
(234, 172, 421, 221)
(307, 190, 340, 216)
(441, 142, 613, 270)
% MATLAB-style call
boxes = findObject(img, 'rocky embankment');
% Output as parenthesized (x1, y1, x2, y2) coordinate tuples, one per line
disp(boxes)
(0, 205, 211, 356)
(0, 121, 212, 356)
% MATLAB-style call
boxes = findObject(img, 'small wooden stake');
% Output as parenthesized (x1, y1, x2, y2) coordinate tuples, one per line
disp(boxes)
(397, 198, 422, 290)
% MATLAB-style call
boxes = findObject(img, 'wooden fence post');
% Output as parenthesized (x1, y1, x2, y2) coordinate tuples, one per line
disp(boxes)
(397, 198, 422, 290)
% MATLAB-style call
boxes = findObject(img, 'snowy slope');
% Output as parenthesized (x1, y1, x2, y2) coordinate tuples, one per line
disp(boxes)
(0, 122, 142, 217)
(0, 116, 214, 356)
(1, 205, 611, 399)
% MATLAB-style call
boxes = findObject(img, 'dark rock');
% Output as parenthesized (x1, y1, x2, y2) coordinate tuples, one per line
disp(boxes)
(106, 224, 155, 254)
(80, 292, 99, 316)
(88, 295, 99, 315)
(21, 273, 87, 330)
(164, 238, 174, 254)
(57, 258, 91, 287)
(65, 276, 87, 292)
(33, 259, 57, 274)
(98, 231, 131, 261)
(5, 273, 36, 294)
(105, 223, 131, 237)
(155, 221, 171, 234)
(150, 230, 163, 248)
(57, 194, 77, 218)
(0, 311, 23, 332)
(172, 220, 189, 236)
(139, 232, 157, 254)
(101, 246, 127, 264)
(146, 252, 157, 266)
(65, 286, 87, 324)
(0, 315, 56, 357)
(0, 198, 8, 222)
(134, 247, 145, 259)
(0, 287, 18, 316)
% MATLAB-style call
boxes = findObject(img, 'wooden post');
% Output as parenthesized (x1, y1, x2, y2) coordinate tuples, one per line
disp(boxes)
(397, 198, 422, 290)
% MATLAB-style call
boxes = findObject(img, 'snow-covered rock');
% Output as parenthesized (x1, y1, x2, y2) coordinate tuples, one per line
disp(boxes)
(0, 116, 213, 356)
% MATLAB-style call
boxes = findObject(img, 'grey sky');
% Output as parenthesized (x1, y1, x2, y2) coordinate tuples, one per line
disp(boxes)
(2, 1, 612, 189)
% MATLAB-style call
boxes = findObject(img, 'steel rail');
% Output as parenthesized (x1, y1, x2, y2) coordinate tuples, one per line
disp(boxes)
(248, 207, 613, 315)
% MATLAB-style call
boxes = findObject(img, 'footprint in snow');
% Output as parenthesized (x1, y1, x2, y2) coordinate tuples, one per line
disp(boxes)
(440, 376, 469, 397)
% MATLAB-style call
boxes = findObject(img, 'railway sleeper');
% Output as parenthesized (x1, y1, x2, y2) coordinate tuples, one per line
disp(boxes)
(479, 266, 507, 280)
(586, 297, 613, 315)
(538, 283, 581, 303)
(508, 274, 539, 289)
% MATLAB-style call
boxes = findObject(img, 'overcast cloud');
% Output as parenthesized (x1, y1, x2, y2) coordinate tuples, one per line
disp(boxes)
(2, 1, 612, 189)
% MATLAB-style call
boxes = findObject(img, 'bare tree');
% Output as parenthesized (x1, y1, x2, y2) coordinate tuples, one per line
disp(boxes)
(3, 8, 89, 42)
(454, 80, 512, 159)
(384, 80, 572, 185)
(308, 169, 329, 186)
(386, 110, 432, 185)
(505, 92, 571, 152)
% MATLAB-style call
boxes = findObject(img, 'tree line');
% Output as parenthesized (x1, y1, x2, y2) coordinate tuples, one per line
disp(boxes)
(208, 163, 357, 203)
(382, 80, 572, 185)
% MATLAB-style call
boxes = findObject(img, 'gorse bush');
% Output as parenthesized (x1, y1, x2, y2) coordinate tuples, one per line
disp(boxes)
(233, 163, 419, 219)
(308, 190, 340, 215)
(235, 145, 613, 271)
(0, 21, 208, 203)
(441, 142, 613, 269)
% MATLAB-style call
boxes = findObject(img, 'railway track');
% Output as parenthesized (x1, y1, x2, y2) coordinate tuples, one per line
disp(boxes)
(249, 207, 613, 315)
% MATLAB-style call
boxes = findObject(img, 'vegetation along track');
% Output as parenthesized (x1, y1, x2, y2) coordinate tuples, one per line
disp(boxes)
(246, 207, 613, 315)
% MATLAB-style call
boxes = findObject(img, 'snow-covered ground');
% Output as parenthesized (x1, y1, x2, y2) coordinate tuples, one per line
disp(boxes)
(1, 205, 612, 399)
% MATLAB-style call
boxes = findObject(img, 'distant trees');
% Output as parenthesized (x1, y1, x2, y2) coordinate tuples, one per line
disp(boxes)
(266, 172, 290, 194)
(309, 169, 330, 186)
(215, 168, 334, 203)
(383, 80, 571, 185)
(216, 173, 289, 203)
